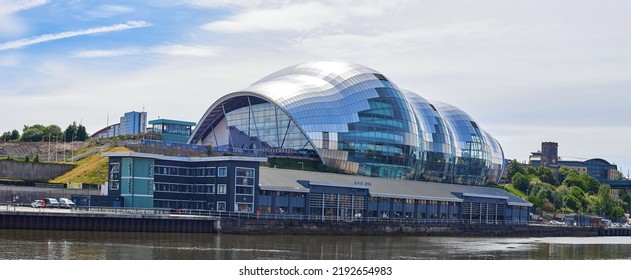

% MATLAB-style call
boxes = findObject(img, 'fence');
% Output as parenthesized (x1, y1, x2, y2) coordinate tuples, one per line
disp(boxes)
(60, 206, 536, 226)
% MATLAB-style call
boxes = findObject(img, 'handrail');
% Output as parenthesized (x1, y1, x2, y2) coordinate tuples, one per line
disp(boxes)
(0, 203, 611, 227)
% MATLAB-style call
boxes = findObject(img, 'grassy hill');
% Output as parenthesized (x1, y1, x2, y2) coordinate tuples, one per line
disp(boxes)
(51, 146, 131, 185)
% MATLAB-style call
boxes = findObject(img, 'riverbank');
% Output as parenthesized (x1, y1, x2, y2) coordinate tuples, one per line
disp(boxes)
(220, 217, 599, 237)
(0, 206, 606, 237)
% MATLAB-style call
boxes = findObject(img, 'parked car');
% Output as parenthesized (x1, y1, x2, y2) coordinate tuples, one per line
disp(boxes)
(549, 220, 565, 226)
(58, 198, 75, 208)
(30, 200, 44, 208)
(42, 198, 60, 208)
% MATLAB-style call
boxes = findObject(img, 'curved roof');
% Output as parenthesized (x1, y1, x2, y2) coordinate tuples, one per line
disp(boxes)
(189, 60, 505, 184)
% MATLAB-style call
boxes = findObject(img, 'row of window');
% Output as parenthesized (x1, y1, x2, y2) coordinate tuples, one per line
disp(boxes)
(154, 166, 228, 177)
(367, 197, 456, 206)
(258, 191, 459, 206)
(154, 183, 227, 194)
(154, 199, 226, 211)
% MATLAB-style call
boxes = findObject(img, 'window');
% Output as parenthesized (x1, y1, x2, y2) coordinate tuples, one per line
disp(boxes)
(218, 167, 227, 177)
(218, 184, 227, 194)
(217, 201, 226, 212)
(236, 167, 255, 178)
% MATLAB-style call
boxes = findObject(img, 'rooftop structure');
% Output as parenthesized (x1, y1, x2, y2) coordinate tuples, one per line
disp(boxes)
(149, 119, 196, 143)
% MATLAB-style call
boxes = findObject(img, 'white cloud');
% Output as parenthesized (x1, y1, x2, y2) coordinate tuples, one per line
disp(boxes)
(85, 5, 134, 19)
(0, 0, 49, 15)
(181, 0, 272, 9)
(74, 45, 218, 58)
(0, 21, 151, 51)
(75, 49, 140, 58)
(200, 1, 396, 33)
(0, 0, 50, 37)
(151, 44, 217, 57)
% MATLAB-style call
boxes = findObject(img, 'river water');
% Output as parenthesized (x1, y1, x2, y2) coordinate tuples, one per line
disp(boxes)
(1, 229, 630, 260)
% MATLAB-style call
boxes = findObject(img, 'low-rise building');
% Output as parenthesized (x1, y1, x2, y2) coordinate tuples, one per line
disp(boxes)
(103, 152, 532, 223)
(148, 119, 195, 143)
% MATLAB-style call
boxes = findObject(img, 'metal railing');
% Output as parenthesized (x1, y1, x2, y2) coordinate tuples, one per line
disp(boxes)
(0, 203, 572, 226)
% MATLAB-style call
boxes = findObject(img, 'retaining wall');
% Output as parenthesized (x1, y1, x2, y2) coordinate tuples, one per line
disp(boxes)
(0, 211, 218, 233)
(0, 185, 99, 204)
(0, 161, 75, 181)
(220, 218, 599, 237)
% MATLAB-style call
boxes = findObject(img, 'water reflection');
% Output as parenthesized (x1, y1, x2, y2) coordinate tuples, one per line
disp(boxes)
(0, 230, 630, 260)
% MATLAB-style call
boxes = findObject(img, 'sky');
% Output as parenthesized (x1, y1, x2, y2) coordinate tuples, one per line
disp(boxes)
(1, 0, 630, 174)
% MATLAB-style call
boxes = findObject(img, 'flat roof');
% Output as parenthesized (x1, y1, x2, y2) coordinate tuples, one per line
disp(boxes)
(149, 119, 196, 126)
(259, 167, 532, 206)
(102, 152, 267, 163)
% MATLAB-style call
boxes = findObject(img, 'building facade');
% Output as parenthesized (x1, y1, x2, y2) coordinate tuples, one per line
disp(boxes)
(540, 141, 558, 167)
(149, 119, 196, 143)
(104, 152, 531, 223)
(529, 142, 621, 183)
(189, 61, 505, 185)
(119, 111, 147, 136)
(104, 152, 266, 211)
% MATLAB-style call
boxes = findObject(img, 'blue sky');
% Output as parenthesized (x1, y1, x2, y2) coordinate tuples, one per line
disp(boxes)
(1, 0, 631, 174)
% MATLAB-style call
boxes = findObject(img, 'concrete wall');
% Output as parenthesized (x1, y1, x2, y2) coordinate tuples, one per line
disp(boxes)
(0, 185, 99, 204)
(0, 160, 75, 181)
(220, 218, 598, 237)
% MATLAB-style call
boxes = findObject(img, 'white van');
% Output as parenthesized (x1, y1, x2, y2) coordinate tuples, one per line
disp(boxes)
(43, 198, 60, 208)
(58, 198, 75, 208)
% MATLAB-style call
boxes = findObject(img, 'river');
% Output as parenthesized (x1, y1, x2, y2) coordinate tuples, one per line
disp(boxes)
(1, 229, 630, 260)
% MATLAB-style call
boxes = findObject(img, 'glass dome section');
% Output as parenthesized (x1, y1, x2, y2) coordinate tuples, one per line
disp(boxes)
(404, 91, 456, 183)
(432, 101, 494, 185)
(190, 60, 504, 185)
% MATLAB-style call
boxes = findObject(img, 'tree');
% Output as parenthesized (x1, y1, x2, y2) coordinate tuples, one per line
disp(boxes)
(610, 206, 625, 222)
(505, 159, 525, 181)
(44, 125, 63, 141)
(10, 129, 19, 140)
(619, 191, 630, 210)
(563, 174, 586, 192)
(64, 122, 77, 142)
(536, 166, 557, 185)
(21, 125, 45, 142)
(567, 186, 587, 211)
(558, 166, 579, 183)
(511, 172, 530, 193)
(76, 124, 88, 141)
(564, 194, 582, 213)
(582, 175, 600, 195)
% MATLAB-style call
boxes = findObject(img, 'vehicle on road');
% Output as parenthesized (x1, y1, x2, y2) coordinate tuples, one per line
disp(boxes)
(58, 198, 75, 208)
(42, 198, 60, 208)
(30, 200, 44, 208)
(549, 220, 565, 226)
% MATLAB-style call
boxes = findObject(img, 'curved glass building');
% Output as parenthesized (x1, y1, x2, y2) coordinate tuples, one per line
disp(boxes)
(190, 61, 504, 185)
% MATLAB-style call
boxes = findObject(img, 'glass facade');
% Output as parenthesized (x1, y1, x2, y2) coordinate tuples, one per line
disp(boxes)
(190, 61, 505, 185)
(404, 91, 456, 183)
(432, 101, 494, 185)
(119, 111, 147, 136)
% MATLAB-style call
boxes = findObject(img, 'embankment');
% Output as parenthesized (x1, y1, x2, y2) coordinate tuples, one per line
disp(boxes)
(220, 218, 599, 237)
